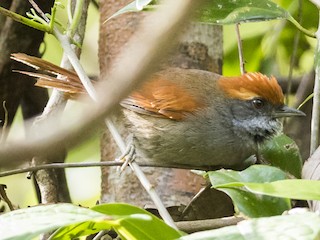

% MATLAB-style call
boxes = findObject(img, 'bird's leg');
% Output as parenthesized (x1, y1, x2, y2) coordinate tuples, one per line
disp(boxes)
(255, 142, 263, 164)
(115, 134, 136, 172)
(119, 144, 136, 172)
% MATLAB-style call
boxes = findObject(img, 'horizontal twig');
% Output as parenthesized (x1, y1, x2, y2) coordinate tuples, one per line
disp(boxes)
(0, 160, 213, 178)
(175, 216, 244, 233)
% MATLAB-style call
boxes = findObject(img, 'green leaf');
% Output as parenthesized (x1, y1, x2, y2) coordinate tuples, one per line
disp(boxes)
(0, 203, 182, 240)
(105, 0, 153, 22)
(198, 0, 289, 24)
(260, 134, 303, 178)
(91, 203, 183, 240)
(180, 225, 243, 240)
(207, 165, 291, 217)
(0, 204, 106, 240)
(49, 221, 110, 240)
(218, 179, 320, 201)
(178, 212, 320, 240)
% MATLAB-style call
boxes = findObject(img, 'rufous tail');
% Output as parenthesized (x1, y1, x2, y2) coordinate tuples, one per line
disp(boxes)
(11, 53, 87, 95)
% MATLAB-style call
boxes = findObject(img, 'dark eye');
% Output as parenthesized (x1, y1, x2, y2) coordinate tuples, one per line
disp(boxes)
(252, 98, 265, 109)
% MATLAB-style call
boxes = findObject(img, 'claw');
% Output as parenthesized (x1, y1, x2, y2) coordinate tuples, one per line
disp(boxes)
(119, 145, 136, 172)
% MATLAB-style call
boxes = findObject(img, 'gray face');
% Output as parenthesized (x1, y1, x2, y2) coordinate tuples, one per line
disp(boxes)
(230, 98, 282, 144)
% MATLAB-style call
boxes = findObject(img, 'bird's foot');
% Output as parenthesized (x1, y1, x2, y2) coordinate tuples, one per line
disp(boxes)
(115, 136, 136, 172)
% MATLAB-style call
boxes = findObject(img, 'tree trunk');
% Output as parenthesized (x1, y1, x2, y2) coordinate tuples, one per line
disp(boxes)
(0, 0, 50, 128)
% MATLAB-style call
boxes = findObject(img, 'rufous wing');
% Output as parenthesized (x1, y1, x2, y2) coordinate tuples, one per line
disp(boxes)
(121, 76, 202, 120)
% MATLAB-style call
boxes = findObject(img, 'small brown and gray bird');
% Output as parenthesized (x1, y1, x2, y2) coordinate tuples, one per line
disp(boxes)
(11, 53, 305, 169)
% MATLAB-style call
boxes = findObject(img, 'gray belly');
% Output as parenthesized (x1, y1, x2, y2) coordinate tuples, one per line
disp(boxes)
(119, 110, 256, 169)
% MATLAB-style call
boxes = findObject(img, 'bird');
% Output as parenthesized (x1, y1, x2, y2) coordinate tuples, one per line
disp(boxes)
(11, 53, 305, 170)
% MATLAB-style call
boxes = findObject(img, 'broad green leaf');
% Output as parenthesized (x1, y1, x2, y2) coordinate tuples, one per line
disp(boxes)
(49, 221, 111, 240)
(105, 0, 153, 22)
(180, 225, 243, 240)
(207, 165, 291, 217)
(198, 0, 289, 24)
(92, 203, 183, 240)
(207, 165, 287, 185)
(0, 204, 106, 240)
(1, 203, 182, 240)
(260, 134, 303, 178)
(178, 211, 320, 240)
(217, 179, 320, 201)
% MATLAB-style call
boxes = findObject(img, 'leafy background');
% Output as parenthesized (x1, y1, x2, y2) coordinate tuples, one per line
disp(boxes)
(223, 0, 317, 76)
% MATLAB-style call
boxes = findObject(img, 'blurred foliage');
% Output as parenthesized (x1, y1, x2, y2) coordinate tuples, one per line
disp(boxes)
(223, 0, 318, 76)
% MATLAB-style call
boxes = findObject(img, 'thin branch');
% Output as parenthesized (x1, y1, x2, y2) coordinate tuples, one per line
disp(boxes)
(29, 0, 96, 101)
(53, 30, 98, 100)
(0, 161, 122, 177)
(286, 0, 302, 106)
(287, 14, 316, 38)
(0, 184, 15, 210)
(175, 217, 244, 233)
(235, 23, 245, 74)
(0, 101, 8, 144)
(0, 6, 51, 33)
(28, 0, 50, 21)
(310, 15, 320, 154)
(0, 160, 220, 178)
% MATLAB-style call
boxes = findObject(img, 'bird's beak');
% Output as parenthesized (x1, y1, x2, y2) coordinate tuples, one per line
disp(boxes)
(273, 105, 306, 118)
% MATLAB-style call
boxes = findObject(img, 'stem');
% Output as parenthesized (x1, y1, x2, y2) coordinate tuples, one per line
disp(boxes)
(0, 161, 122, 178)
(0, 102, 8, 144)
(68, 0, 84, 37)
(0, 6, 50, 33)
(0, 160, 214, 178)
(287, 14, 316, 38)
(285, 0, 302, 107)
(53, 29, 98, 101)
(310, 13, 320, 154)
(28, 0, 50, 21)
(235, 23, 245, 74)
